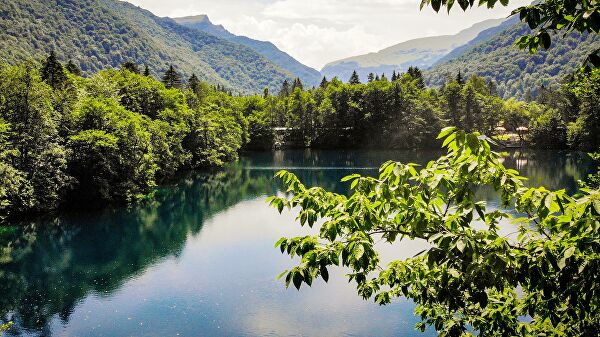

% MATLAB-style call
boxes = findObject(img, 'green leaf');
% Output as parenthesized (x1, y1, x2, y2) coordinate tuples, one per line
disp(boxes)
(437, 126, 456, 139)
(276, 270, 288, 281)
(456, 239, 466, 253)
(563, 246, 576, 259)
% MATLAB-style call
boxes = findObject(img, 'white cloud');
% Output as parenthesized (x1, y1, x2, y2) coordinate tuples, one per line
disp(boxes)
(124, 0, 528, 69)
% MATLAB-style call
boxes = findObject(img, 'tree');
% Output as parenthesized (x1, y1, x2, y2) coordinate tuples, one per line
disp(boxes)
(320, 77, 329, 89)
(143, 65, 151, 77)
(188, 73, 200, 94)
(455, 71, 464, 86)
(292, 78, 304, 91)
(566, 68, 600, 149)
(40, 51, 67, 90)
(121, 61, 140, 74)
(407, 66, 425, 89)
(65, 60, 81, 76)
(162, 65, 182, 89)
(443, 81, 462, 127)
(0, 63, 70, 213)
(279, 79, 291, 97)
(368, 73, 375, 83)
(421, 0, 600, 69)
(269, 128, 600, 336)
(349, 71, 361, 85)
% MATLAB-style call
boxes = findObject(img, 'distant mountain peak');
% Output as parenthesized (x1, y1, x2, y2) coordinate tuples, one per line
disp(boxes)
(174, 15, 321, 86)
(321, 18, 506, 82)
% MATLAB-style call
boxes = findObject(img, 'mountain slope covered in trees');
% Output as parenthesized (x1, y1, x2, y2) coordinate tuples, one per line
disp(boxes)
(0, 0, 293, 93)
(174, 15, 321, 87)
(426, 21, 600, 99)
(320, 18, 505, 82)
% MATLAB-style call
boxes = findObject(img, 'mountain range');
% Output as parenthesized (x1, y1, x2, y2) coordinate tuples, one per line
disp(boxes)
(1, 0, 598, 99)
(173, 15, 321, 87)
(320, 18, 505, 82)
(425, 19, 600, 99)
(0, 0, 297, 93)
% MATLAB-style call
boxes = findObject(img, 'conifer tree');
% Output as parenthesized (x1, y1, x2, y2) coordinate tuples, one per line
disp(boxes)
(143, 65, 151, 77)
(367, 73, 375, 82)
(375, 74, 380, 81)
(348, 70, 361, 85)
(188, 73, 200, 94)
(41, 51, 67, 90)
(380, 73, 388, 82)
(319, 77, 329, 88)
(391, 71, 397, 81)
(292, 78, 303, 91)
(456, 70, 464, 85)
(408, 66, 425, 89)
(65, 60, 81, 76)
(121, 61, 140, 74)
(162, 65, 182, 89)
(263, 87, 269, 98)
(279, 79, 291, 97)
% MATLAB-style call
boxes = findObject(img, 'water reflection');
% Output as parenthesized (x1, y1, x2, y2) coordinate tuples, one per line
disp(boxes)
(0, 149, 594, 336)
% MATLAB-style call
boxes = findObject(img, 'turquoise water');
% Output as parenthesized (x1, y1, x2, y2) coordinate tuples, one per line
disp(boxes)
(0, 149, 594, 337)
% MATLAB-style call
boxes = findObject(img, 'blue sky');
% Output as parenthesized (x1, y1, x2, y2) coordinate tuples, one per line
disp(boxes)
(124, 0, 527, 69)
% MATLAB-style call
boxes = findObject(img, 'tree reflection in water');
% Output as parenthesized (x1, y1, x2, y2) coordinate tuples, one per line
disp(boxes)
(0, 149, 594, 336)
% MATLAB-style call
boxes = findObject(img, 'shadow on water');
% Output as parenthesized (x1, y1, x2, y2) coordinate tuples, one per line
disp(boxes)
(0, 149, 595, 336)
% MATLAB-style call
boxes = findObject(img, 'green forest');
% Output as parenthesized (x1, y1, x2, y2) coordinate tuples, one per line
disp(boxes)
(426, 22, 600, 100)
(1, 0, 600, 336)
(0, 0, 293, 93)
(2, 51, 600, 221)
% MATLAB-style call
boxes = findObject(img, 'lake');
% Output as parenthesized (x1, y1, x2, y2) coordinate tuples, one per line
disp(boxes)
(0, 149, 595, 337)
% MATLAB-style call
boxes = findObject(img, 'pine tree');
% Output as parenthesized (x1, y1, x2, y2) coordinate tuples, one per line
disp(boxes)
(456, 71, 464, 85)
(162, 65, 182, 89)
(348, 70, 361, 85)
(263, 87, 269, 98)
(380, 73, 388, 82)
(121, 61, 140, 74)
(65, 60, 81, 76)
(375, 74, 380, 81)
(367, 73, 375, 82)
(41, 51, 67, 90)
(292, 78, 304, 91)
(143, 65, 151, 77)
(407, 66, 425, 89)
(188, 73, 200, 93)
(279, 79, 291, 97)
(391, 71, 397, 81)
(320, 77, 329, 88)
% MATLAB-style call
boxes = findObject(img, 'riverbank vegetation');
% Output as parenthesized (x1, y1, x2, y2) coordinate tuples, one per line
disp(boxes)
(2, 51, 600, 220)
(0, 54, 247, 220)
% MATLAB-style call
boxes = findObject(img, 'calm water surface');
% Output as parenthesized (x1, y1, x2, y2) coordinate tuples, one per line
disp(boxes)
(0, 149, 595, 337)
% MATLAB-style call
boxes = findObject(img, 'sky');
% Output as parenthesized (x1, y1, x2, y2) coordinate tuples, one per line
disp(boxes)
(124, 0, 527, 70)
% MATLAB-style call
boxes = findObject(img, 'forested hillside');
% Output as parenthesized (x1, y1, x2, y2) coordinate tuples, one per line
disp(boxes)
(174, 15, 321, 87)
(321, 19, 504, 83)
(0, 0, 293, 93)
(426, 21, 600, 99)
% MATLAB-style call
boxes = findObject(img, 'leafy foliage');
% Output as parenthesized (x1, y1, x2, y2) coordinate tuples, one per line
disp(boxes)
(0, 58, 247, 219)
(269, 128, 600, 336)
